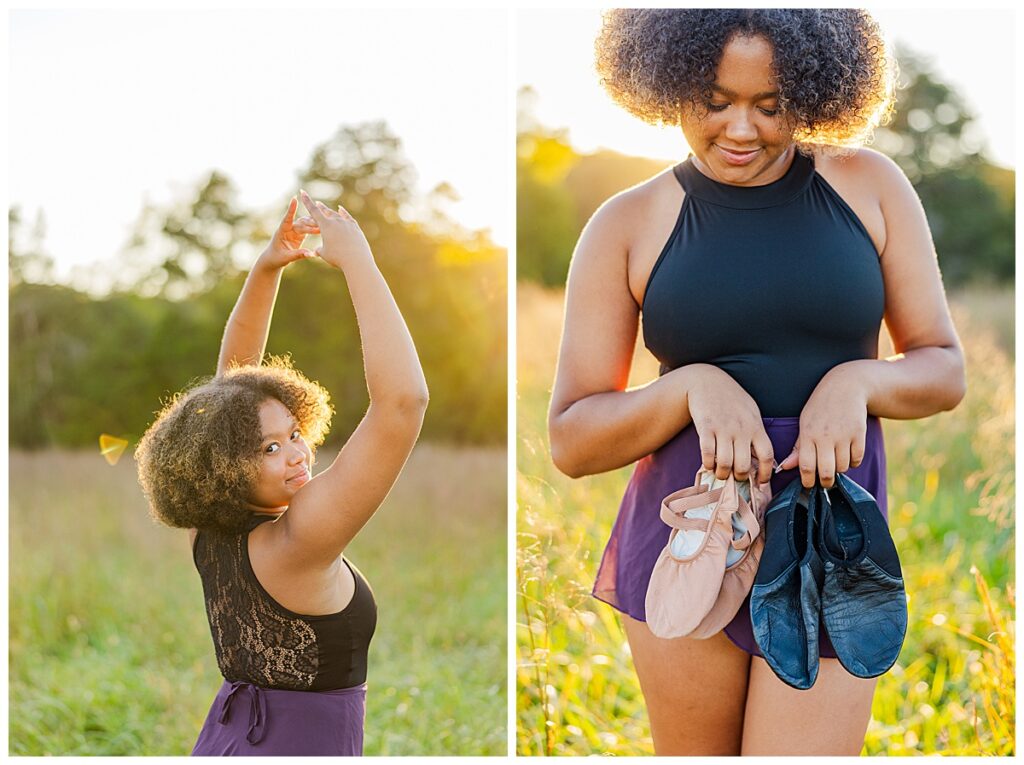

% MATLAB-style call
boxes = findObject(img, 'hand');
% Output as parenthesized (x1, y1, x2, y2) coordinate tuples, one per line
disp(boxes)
(686, 364, 775, 485)
(257, 197, 320, 271)
(778, 364, 869, 488)
(299, 190, 373, 271)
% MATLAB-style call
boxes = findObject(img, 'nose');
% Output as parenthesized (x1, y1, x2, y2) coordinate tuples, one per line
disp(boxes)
(724, 109, 758, 144)
(287, 443, 307, 465)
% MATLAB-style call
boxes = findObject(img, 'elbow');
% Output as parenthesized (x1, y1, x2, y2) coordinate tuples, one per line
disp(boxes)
(548, 417, 585, 479)
(375, 377, 429, 418)
(941, 355, 967, 412)
(551, 447, 585, 479)
(370, 390, 429, 434)
(397, 388, 430, 420)
(399, 382, 431, 420)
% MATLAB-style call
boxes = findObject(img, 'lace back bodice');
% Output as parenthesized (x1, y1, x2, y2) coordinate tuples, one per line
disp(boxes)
(192, 515, 376, 691)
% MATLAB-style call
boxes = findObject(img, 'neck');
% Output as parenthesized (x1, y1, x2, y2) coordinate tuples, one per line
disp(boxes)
(247, 505, 287, 517)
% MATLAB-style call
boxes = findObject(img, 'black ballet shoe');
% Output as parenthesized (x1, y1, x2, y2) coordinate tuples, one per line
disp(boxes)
(750, 479, 823, 690)
(815, 474, 907, 678)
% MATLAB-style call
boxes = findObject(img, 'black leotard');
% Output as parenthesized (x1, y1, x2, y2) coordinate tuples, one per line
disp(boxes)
(193, 514, 377, 691)
(641, 150, 884, 416)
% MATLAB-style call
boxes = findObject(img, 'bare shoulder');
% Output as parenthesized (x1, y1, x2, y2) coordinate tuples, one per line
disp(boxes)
(576, 166, 684, 304)
(814, 146, 911, 197)
(598, 166, 681, 226)
(246, 513, 314, 577)
(246, 514, 351, 615)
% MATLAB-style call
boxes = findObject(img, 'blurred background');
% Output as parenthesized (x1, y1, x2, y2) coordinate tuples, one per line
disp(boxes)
(9, 9, 506, 755)
(516, 8, 1014, 757)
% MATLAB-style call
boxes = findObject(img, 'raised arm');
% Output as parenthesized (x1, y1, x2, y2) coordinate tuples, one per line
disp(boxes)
(216, 198, 319, 376)
(275, 191, 428, 565)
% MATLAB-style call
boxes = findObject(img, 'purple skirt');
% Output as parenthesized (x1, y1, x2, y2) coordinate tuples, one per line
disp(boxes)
(593, 416, 888, 657)
(191, 678, 366, 756)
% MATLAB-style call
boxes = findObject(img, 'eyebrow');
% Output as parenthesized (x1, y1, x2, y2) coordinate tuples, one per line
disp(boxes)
(261, 420, 300, 444)
(711, 84, 779, 100)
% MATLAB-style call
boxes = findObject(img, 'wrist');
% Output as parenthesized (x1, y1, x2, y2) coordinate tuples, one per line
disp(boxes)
(329, 247, 377, 274)
(825, 359, 876, 404)
(254, 249, 283, 275)
(675, 362, 727, 389)
(668, 362, 722, 410)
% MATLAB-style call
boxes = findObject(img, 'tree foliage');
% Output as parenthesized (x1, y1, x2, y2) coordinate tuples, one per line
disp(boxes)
(872, 45, 1014, 284)
(10, 122, 506, 448)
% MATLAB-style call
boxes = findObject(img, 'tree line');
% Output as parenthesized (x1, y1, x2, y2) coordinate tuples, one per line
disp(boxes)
(10, 122, 506, 449)
(518, 47, 1014, 288)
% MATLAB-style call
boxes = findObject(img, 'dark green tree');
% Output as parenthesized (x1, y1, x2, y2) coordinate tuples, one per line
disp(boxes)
(872, 45, 986, 183)
(125, 171, 253, 299)
(872, 45, 1013, 284)
(9, 206, 55, 287)
(9, 120, 507, 449)
(516, 87, 580, 286)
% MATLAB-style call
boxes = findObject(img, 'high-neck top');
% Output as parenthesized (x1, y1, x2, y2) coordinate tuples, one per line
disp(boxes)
(193, 514, 377, 691)
(641, 150, 884, 417)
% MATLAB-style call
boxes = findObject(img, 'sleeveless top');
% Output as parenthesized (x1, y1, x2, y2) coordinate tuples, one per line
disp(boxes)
(192, 514, 377, 691)
(641, 150, 884, 416)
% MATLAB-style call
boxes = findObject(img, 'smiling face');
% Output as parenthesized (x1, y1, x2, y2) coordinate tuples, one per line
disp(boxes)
(680, 33, 797, 186)
(246, 397, 312, 513)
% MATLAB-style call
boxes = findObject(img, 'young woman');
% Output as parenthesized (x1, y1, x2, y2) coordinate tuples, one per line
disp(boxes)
(548, 9, 965, 756)
(136, 191, 428, 755)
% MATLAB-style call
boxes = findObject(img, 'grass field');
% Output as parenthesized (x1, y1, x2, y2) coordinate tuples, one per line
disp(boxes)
(516, 282, 1014, 756)
(10, 443, 506, 756)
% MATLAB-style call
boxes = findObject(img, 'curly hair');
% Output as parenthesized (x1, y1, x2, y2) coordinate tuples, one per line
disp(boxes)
(135, 356, 334, 533)
(595, 8, 896, 149)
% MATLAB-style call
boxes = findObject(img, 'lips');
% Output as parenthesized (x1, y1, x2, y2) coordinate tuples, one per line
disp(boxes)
(286, 468, 310, 485)
(716, 145, 761, 166)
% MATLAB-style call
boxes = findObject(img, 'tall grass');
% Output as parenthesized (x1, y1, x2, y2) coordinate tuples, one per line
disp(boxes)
(516, 283, 1014, 756)
(10, 444, 507, 756)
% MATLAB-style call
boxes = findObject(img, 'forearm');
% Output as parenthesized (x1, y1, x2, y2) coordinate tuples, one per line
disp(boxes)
(549, 365, 705, 478)
(341, 256, 428, 409)
(216, 257, 282, 374)
(834, 346, 966, 420)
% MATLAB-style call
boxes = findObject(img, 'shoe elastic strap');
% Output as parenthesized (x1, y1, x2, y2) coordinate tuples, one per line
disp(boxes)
(660, 476, 763, 538)
(660, 486, 725, 528)
(731, 497, 760, 551)
(662, 496, 760, 552)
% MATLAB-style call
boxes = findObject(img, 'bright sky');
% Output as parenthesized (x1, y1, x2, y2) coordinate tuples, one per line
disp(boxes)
(9, 9, 510, 286)
(517, 8, 1016, 170)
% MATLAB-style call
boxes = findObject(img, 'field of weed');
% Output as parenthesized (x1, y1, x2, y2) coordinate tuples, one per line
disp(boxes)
(10, 444, 507, 755)
(517, 283, 1014, 756)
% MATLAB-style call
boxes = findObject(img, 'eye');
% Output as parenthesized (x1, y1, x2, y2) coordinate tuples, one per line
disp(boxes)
(265, 443, 279, 454)
(290, 429, 301, 440)
(705, 101, 729, 112)
(758, 107, 780, 117)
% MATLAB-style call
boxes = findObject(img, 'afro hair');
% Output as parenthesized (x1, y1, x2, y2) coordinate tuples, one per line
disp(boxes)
(596, 8, 896, 149)
(135, 356, 333, 533)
